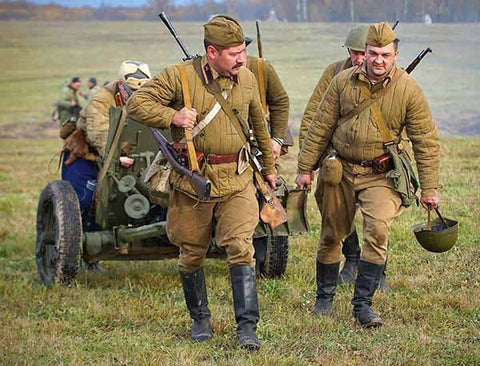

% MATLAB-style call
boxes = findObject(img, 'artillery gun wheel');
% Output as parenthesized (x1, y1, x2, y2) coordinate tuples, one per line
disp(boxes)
(254, 234, 289, 278)
(36, 180, 82, 286)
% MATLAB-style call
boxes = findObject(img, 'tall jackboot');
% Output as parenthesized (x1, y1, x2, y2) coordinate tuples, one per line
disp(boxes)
(338, 230, 361, 285)
(313, 261, 340, 316)
(352, 260, 384, 328)
(179, 268, 213, 341)
(230, 265, 260, 350)
(377, 259, 389, 292)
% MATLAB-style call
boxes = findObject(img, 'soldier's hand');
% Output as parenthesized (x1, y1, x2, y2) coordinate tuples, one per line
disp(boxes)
(172, 107, 197, 129)
(270, 139, 281, 160)
(295, 173, 312, 191)
(119, 156, 134, 168)
(70, 100, 78, 107)
(264, 174, 277, 189)
(420, 195, 439, 210)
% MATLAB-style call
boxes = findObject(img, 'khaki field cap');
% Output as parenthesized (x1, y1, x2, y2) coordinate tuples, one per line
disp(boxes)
(204, 15, 245, 47)
(344, 24, 369, 51)
(366, 22, 397, 48)
(118, 60, 152, 90)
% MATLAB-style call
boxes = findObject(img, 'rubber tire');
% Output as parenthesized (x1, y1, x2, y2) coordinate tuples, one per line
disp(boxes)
(254, 235, 289, 278)
(36, 180, 82, 286)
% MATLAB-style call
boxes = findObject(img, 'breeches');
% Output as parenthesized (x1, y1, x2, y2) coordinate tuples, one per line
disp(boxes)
(166, 182, 258, 273)
(316, 167, 402, 265)
(61, 152, 97, 230)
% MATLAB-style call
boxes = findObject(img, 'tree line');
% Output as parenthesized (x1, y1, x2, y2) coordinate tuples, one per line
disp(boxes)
(2, 0, 479, 22)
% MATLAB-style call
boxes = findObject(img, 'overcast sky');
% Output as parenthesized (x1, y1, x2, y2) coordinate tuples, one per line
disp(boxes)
(28, 0, 194, 7)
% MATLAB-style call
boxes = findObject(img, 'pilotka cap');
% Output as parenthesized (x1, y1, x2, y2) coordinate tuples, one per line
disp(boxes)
(366, 22, 398, 47)
(204, 15, 245, 47)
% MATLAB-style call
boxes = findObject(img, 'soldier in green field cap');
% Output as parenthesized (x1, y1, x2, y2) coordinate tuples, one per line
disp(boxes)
(299, 25, 372, 292)
(127, 14, 275, 350)
(296, 22, 440, 328)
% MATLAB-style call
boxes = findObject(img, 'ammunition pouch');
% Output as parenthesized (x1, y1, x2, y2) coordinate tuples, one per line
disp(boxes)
(143, 151, 171, 208)
(320, 151, 343, 186)
(384, 145, 419, 208)
(59, 120, 76, 140)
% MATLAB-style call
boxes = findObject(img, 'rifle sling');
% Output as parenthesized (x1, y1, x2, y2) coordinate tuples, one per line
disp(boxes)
(336, 69, 402, 132)
(177, 63, 200, 172)
(192, 57, 269, 195)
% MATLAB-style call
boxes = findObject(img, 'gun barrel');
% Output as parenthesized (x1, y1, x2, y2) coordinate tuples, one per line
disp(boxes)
(392, 19, 399, 30)
(158, 12, 192, 61)
(419, 47, 433, 60)
(256, 20, 263, 58)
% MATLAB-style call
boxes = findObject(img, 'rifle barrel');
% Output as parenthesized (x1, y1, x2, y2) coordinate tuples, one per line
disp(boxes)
(256, 20, 263, 59)
(158, 12, 192, 61)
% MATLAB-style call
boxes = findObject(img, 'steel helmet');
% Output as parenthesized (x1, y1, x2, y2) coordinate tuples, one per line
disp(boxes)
(411, 208, 458, 253)
(344, 25, 369, 52)
(118, 60, 151, 90)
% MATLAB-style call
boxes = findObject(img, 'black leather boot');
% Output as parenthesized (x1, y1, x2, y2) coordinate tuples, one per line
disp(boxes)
(377, 259, 389, 292)
(352, 260, 384, 328)
(230, 265, 260, 350)
(338, 230, 361, 285)
(313, 261, 340, 316)
(180, 268, 213, 341)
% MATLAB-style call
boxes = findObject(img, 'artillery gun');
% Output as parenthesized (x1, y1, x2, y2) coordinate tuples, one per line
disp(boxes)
(35, 108, 309, 286)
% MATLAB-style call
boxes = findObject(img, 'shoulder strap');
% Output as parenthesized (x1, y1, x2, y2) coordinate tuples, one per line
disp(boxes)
(192, 58, 249, 144)
(257, 58, 268, 115)
(360, 87, 394, 144)
(337, 69, 402, 128)
(176, 63, 200, 172)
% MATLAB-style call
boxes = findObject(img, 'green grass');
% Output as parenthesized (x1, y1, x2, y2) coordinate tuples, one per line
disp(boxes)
(1, 137, 479, 365)
(1, 21, 480, 133)
(1, 20, 480, 365)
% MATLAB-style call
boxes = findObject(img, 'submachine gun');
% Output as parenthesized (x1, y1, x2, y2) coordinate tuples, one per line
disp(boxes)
(149, 12, 210, 200)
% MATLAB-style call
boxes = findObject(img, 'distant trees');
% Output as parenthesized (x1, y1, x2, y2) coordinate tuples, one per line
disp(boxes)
(1, 0, 479, 22)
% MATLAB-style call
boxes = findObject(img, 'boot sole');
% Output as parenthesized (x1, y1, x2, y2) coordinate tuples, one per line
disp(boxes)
(192, 333, 213, 341)
(239, 341, 260, 351)
(357, 318, 384, 329)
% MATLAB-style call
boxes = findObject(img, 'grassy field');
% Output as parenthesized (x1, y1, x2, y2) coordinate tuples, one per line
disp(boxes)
(1, 20, 480, 365)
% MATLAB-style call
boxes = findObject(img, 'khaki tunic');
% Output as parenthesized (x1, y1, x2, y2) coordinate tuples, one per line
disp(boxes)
(298, 65, 440, 264)
(57, 85, 82, 127)
(79, 82, 117, 157)
(126, 56, 275, 272)
(298, 58, 351, 148)
(84, 84, 102, 103)
(246, 55, 289, 141)
(127, 56, 275, 199)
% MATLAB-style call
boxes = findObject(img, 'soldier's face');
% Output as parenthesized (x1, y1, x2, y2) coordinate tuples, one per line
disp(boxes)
(208, 42, 246, 77)
(365, 43, 398, 81)
(71, 81, 81, 90)
(348, 49, 365, 66)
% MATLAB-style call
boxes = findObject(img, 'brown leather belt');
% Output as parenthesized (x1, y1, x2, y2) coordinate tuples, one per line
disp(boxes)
(340, 154, 394, 174)
(173, 143, 238, 165)
(205, 153, 238, 165)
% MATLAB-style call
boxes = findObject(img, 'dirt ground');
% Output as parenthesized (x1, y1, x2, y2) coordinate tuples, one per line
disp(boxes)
(0, 121, 59, 140)
(2, 112, 480, 141)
